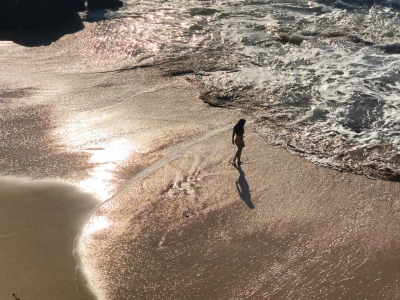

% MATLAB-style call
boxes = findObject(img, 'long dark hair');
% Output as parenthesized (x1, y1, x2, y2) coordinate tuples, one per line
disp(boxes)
(234, 119, 246, 136)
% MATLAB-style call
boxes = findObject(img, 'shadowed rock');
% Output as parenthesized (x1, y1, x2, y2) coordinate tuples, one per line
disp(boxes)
(0, 0, 85, 29)
(0, 14, 84, 47)
(87, 0, 123, 11)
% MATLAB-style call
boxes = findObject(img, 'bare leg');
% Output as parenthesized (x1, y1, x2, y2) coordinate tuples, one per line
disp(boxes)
(233, 150, 238, 163)
(236, 147, 243, 164)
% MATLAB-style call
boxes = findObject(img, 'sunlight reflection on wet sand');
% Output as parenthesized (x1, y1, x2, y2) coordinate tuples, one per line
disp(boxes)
(77, 139, 134, 200)
(82, 215, 112, 237)
(57, 114, 137, 201)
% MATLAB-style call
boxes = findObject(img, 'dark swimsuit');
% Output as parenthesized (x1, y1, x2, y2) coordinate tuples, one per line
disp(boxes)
(233, 124, 245, 148)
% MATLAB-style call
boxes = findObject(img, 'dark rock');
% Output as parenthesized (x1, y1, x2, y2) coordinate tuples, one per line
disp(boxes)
(334, 0, 356, 9)
(87, 0, 123, 11)
(0, 13, 84, 46)
(349, 35, 362, 43)
(377, 42, 400, 54)
(190, 8, 219, 16)
(0, 0, 18, 30)
(278, 34, 306, 45)
(0, 0, 85, 29)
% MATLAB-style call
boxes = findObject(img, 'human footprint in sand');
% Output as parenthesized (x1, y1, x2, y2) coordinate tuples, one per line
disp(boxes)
(232, 119, 246, 165)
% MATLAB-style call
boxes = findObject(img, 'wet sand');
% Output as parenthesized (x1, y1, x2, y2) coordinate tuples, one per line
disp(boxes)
(1, 36, 400, 300)
(0, 36, 243, 299)
(0, 177, 98, 300)
(78, 73, 400, 299)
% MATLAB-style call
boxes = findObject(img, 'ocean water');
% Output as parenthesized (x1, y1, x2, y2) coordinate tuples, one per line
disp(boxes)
(84, 0, 400, 180)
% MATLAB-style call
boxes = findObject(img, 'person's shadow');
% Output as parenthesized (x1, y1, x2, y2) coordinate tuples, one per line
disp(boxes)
(234, 164, 254, 209)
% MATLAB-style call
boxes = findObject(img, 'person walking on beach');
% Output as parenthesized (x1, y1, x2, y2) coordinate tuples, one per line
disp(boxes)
(232, 119, 246, 165)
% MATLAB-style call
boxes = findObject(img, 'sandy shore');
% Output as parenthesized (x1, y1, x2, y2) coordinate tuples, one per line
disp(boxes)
(1, 35, 400, 300)
(78, 72, 400, 299)
(0, 177, 98, 300)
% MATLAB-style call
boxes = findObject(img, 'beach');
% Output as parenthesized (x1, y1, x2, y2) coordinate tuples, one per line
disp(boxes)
(78, 71, 400, 299)
(1, 7, 400, 298)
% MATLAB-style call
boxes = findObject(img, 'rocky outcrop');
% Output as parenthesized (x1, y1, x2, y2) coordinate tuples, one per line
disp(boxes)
(87, 0, 123, 11)
(0, 0, 86, 29)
